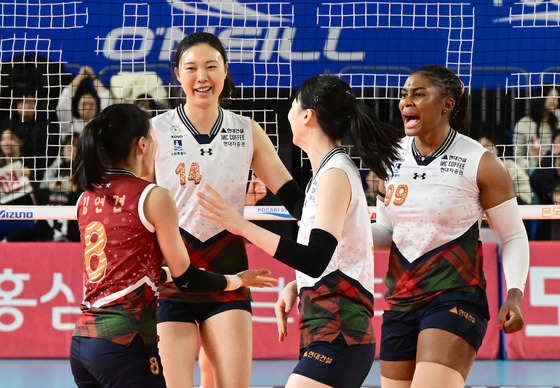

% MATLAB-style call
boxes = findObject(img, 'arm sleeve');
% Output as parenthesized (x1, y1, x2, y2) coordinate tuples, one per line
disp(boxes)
(371, 196, 393, 251)
(274, 179, 305, 220)
(172, 262, 229, 293)
(273, 228, 337, 278)
(486, 197, 530, 294)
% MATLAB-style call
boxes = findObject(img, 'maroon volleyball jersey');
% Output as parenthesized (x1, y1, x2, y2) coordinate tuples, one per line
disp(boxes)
(74, 168, 163, 346)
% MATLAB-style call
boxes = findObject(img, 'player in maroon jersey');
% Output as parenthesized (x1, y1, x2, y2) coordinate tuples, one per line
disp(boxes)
(69, 103, 275, 388)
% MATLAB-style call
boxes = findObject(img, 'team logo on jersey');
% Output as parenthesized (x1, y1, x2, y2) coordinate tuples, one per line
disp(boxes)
(221, 127, 246, 147)
(440, 155, 466, 176)
(413, 173, 426, 180)
(200, 148, 213, 156)
(170, 125, 181, 135)
(174, 140, 183, 152)
(393, 162, 402, 174)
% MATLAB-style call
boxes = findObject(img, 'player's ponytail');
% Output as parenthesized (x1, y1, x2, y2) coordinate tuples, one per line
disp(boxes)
(72, 103, 151, 191)
(296, 74, 400, 180)
(349, 99, 400, 181)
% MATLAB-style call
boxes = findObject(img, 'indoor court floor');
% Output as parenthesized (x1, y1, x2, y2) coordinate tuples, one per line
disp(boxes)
(1, 359, 559, 387)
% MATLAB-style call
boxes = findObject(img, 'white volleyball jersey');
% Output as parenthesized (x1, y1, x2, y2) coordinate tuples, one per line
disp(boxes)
(384, 129, 487, 262)
(152, 105, 253, 242)
(296, 147, 374, 295)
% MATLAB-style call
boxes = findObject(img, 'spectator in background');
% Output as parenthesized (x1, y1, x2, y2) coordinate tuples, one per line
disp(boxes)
(513, 85, 560, 170)
(551, 183, 560, 240)
(134, 93, 159, 118)
(364, 170, 381, 206)
(39, 132, 81, 241)
(478, 135, 535, 240)
(479, 135, 533, 205)
(0, 126, 37, 241)
(56, 65, 111, 141)
(530, 130, 560, 240)
(0, 91, 56, 180)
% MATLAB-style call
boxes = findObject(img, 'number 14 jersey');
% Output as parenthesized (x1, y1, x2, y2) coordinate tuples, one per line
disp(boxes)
(152, 105, 253, 243)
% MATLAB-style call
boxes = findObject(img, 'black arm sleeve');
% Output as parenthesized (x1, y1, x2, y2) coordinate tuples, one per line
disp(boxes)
(273, 228, 338, 278)
(160, 268, 168, 283)
(274, 179, 305, 220)
(172, 262, 228, 293)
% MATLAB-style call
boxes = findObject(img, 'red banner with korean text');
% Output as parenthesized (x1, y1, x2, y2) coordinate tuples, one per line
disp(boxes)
(504, 241, 560, 359)
(0, 241, 544, 359)
(0, 243, 83, 358)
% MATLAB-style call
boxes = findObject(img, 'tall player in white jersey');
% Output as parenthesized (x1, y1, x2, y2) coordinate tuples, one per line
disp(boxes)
(150, 32, 304, 388)
(69, 103, 274, 388)
(198, 74, 400, 388)
(371, 65, 530, 388)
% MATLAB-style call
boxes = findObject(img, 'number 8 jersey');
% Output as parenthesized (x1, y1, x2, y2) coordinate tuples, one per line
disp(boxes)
(74, 169, 162, 346)
(383, 129, 488, 311)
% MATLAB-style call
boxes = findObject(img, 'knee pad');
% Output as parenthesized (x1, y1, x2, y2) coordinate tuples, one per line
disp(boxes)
(411, 361, 464, 388)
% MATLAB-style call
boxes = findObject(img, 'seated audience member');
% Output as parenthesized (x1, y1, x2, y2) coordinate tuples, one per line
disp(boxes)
(364, 170, 381, 206)
(512, 85, 560, 170)
(1, 91, 57, 180)
(479, 135, 533, 205)
(0, 126, 38, 241)
(39, 132, 81, 241)
(530, 130, 560, 240)
(550, 183, 560, 240)
(478, 135, 535, 241)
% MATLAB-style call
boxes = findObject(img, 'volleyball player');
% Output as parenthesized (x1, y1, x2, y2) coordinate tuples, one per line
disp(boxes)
(370, 65, 530, 388)
(198, 74, 400, 388)
(151, 32, 304, 388)
(69, 103, 275, 388)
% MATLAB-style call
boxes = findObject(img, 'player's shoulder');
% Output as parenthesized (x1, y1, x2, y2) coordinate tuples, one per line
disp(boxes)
(452, 131, 487, 154)
(220, 107, 251, 125)
(150, 107, 179, 128)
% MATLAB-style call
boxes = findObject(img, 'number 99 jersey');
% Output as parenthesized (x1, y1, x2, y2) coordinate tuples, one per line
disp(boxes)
(384, 129, 487, 263)
(382, 129, 490, 311)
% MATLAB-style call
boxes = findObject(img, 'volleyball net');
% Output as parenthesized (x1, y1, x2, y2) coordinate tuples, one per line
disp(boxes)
(0, 1, 559, 221)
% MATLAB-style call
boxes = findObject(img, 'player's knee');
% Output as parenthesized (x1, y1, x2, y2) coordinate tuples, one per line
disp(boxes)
(410, 361, 464, 388)
(381, 375, 412, 388)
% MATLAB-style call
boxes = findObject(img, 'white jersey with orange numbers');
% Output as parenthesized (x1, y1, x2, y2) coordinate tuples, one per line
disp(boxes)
(296, 147, 374, 294)
(384, 129, 488, 263)
(152, 105, 253, 242)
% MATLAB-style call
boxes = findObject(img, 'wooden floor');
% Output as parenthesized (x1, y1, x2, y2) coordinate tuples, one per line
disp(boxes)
(1, 359, 560, 387)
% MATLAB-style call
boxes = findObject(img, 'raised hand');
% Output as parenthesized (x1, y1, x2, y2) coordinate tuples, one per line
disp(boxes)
(197, 183, 249, 235)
